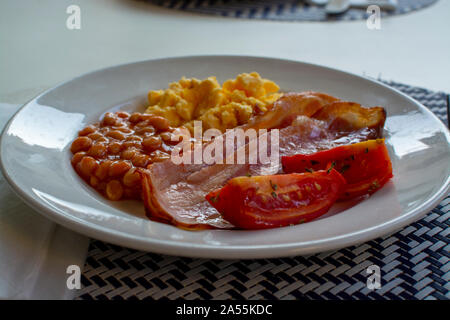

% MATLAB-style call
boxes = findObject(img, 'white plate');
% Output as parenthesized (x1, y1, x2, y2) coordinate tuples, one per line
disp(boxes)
(1, 56, 449, 259)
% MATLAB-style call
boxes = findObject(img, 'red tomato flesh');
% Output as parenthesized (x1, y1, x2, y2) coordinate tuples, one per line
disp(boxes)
(281, 139, 393, 200)
(205, 169, 346, 230)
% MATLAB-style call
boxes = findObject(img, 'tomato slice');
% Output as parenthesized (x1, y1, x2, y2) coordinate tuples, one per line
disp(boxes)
(205, 169, 346, 230)
(281, 139, 393, 200)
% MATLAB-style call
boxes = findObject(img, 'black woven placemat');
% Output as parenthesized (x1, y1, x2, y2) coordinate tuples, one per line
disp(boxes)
(76, 81, 449, 300)
(143, 0, 438, 22)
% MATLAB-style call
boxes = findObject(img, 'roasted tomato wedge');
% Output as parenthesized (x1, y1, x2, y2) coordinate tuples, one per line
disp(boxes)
(205, 169, 346, 230)
(281, 139, 393, 200)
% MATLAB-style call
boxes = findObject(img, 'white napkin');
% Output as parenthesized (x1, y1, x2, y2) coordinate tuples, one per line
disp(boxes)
(0, 103, 90, 299)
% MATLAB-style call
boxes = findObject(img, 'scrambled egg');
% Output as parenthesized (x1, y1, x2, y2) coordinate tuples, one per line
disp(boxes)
(145, 72, 281, 133)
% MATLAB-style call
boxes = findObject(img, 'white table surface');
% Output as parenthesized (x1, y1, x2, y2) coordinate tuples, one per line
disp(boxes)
(0, 0, 449, 299)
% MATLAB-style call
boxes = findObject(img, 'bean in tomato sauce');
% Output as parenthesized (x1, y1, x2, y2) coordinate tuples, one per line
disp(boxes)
(70, 112, 175, 201)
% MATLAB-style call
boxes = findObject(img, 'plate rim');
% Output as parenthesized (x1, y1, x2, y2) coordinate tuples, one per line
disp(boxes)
(1, 54, 449, 259)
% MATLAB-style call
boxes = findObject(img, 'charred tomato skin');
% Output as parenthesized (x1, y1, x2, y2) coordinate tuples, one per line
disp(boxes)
(206, 169, 346, 230)
(282, 139, 393, 200)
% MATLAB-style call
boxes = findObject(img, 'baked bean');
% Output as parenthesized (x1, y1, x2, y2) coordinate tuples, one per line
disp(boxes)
(125, 135, 143, 142)
(78, 125, 96, 136)
(113, 120, 126, 128)
(108, 141, 122, 154)
(87, 132, 104, 141)
(135, 126, 155, 135)
(142, 136, 162, 151)
(77, 156, 98, 177)
(94, 160, 112, 180)
(148, 116, 170, 131)
(123, 168, 141, 187)
(106, 180, 124, 201)
(106, 130, 126, 140)
(116, 111, 130, 119)
(129, 112, 143, 123)
(116, 127, 133, 134)
(109, 160, 132, 177)
(102, 112, 117, 126)
(88, 142, 107, 158)
(71, 151, 86, 166)
(71, 111, 179, 201)
(131, 153, 150, 168)
(121, 148, 138, 160)
(123, 140, 142, 150)
(135, 120, 150, 129)
(70, 136, 92, 153)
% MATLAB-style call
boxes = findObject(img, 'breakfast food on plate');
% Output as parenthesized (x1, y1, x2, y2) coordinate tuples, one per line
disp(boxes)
(70, 73, 393, 230)
(139, 92, 388, 230)
(70, 112, 181, 200)
(205, 170, 346, 230)
(281, 139, 393, 201)
(145, 72, 281, 133)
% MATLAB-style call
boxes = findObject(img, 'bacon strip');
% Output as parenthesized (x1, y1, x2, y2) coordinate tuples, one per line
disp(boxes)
(140, 93, 386, 230)
(244, 92, 339, 130)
